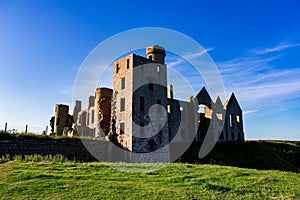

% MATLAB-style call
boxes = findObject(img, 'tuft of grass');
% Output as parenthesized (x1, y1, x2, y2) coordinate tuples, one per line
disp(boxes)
(12, 154, 69, 163)
(0, 155, 10, 164)
(0, 132, 103, 142)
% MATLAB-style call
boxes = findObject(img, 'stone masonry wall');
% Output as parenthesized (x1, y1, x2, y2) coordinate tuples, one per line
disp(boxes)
(0, 140, 112, 162)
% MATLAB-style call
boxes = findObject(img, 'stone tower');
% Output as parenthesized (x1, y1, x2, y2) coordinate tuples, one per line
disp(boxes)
(88, 95, 95, 109)
(95, 87, 113, 137)
(112, 45, 169, 153)
(146, 45, 166, 64)
(73, 100, 82, 124)
(54, 104, 69, 136)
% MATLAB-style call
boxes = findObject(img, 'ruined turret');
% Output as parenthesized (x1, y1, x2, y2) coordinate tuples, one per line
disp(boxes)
(146, 45, 166, 64)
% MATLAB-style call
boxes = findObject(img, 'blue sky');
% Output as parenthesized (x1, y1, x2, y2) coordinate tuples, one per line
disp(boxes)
(0, 0, 299, 140)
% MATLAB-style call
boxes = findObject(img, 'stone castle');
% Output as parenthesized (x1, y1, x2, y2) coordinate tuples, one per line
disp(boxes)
(50, 45, 244, 153)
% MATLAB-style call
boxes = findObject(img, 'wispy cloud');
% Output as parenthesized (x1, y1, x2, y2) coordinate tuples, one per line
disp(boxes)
(164, 41, 300, 115)
(166, 48, 227, 101)
(243, 110, 258, 115)
(167, 58, 184, 68)
(217, 41, 300, 113)
(183, 48, 214, 59)
(166, 54, 208, 100)
(248, 42, 300, 55)
(167, 48, 214, 68)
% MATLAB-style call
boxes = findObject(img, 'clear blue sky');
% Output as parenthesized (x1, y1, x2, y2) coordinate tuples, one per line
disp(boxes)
(0, 0, 299, 140)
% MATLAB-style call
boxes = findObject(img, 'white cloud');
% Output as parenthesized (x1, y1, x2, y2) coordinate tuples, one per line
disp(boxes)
(217, 41, 300, 113)
(167, 58, 183, 68)
(235, 80, 300, 103)
(166, 55, 209, 100)
(183, 48, 214, 59)
(243, 110, 258, 115)
(248, 42, 300, 55)
(164, 41, 300, 115)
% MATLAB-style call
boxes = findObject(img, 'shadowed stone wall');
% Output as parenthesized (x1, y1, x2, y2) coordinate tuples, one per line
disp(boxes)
(0, 140, 113, 162)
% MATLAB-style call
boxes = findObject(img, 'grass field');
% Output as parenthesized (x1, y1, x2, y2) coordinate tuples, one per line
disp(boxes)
(0, 156, 299, 199)
(182, 140, 300, 172)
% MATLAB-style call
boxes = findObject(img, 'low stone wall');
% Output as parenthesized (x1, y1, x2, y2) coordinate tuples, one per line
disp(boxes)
(0, 139, 175, 163)
(0, 140, 112, 162)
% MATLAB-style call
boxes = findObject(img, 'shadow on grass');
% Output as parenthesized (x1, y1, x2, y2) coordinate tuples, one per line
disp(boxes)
(177, 140, 300, 172)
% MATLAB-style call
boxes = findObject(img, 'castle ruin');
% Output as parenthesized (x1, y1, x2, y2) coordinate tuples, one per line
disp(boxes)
(51, 45, 244, 153)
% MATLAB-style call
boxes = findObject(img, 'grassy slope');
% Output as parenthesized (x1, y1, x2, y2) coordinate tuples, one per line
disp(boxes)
(0, 159, 299, 200)
(180, 140, 300, 172)
(1, 132, 299, 172)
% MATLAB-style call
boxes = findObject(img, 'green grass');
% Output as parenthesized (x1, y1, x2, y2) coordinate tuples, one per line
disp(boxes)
(0, 132, 100, 141)
(181, 140, 300, 172)
(1, 132, 299, 172)
(0, 157, 299, 199)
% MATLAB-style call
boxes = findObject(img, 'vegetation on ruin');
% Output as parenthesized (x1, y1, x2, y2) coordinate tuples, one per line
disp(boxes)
(0, 156, 299, 199)
(0, 131, 102, 141)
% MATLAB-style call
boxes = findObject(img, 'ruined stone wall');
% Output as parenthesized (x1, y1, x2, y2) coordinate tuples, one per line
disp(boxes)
(95, 88, 113, 137)
(131, 62, 169, 153)
(73, 100, 82, 124)
(83, 107, 96, 136)
(168, 99, 181, 141)
(213, 98, 226, 143)
(112, 52, 170, 153)
(113, 54, 134, 150)
(88, 96, 95, 109)
(0, 139, 134, 162)
(113, 54, 134, 86)
(167, 99, 197, 143)
(113, 54, 158, 150)
(0, 140, 110, 162)
(224, 97, 244, 142)
(177, 100, 197, 142)
(54, 104, 69, 136)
